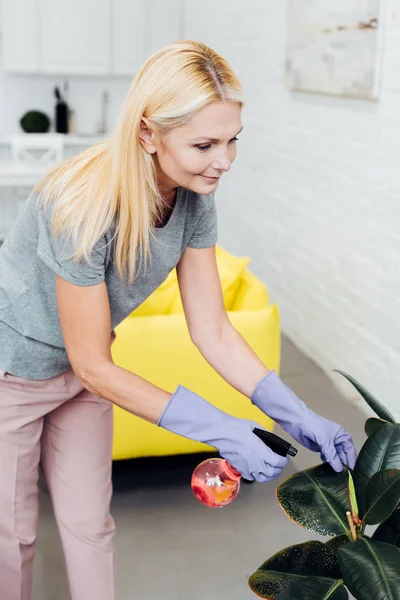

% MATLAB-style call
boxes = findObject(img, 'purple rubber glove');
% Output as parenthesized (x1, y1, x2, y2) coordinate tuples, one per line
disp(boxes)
(251, 371, 357, 472)
(158, 384, 289, 482)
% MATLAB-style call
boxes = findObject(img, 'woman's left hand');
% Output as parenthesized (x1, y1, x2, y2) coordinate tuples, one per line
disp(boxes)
(251, 371, 357, 472)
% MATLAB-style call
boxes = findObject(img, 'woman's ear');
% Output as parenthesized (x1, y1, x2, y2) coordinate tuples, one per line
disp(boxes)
(139, 117, 157, 154)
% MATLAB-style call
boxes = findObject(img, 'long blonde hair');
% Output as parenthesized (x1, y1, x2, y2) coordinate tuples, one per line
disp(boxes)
(35, 41, 244, 284)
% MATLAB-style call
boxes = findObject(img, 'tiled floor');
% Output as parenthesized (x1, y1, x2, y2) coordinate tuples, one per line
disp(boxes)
(32, 335, 367, 599)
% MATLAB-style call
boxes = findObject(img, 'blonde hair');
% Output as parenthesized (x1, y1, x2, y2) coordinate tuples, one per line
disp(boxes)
(35, 41, 244, 284)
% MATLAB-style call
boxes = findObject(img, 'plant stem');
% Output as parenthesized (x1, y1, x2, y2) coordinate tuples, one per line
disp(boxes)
(346, 511, 357, 541)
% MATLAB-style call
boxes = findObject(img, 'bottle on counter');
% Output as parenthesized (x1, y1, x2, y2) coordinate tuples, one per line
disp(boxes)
(54, 86, 68, 134)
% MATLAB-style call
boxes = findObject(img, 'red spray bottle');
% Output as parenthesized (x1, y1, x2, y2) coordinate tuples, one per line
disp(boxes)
(191, 428, 297, 508)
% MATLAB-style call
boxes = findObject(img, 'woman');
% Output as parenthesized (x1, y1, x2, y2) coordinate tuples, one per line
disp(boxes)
(0, 41, 356, 599)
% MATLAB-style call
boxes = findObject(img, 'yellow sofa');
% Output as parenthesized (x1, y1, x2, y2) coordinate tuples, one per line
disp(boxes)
(110, 245, 280, 460)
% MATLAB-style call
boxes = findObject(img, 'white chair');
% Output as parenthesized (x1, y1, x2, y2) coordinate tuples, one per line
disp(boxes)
(0, 134, 65, 189)
(10, 133, 64, 167)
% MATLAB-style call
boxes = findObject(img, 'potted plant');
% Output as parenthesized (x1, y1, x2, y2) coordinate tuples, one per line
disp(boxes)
(20, 110, 51, 133)
(248, 370, 400, 599)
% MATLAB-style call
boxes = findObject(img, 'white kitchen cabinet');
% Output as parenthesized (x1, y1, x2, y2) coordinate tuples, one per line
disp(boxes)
(2, 0, 39, 73)
(2, 0, 110, 75)
(144, 0, 184, 59)
(2, 0, 184, 76)
(38, 0, 110, 75)
(111, 0, 146, 76)
(110, 0, 185, 75)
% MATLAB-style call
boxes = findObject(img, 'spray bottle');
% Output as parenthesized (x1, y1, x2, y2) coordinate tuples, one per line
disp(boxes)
(191, 428, 297, 508)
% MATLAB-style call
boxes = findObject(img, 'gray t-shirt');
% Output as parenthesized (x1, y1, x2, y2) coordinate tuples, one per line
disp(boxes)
(0, 187, 217, 379)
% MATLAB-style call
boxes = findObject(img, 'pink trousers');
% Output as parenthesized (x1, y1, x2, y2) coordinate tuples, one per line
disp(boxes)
(0, 367, 116, 600)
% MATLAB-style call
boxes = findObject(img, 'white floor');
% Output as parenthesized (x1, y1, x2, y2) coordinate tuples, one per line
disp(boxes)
(32, 335, 366, 599)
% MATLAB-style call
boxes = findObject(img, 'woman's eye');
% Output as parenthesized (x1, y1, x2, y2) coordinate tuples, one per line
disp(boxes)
(195, 137, 239, 152)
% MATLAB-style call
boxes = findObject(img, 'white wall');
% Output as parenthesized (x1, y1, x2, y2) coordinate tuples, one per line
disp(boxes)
(184, 0, 400, 420)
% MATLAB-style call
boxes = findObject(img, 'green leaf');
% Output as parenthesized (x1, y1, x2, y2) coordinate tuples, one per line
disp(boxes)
(325, 535, 350, 553)
(277, 576, 348, 599)
(248, 540, 341, 599)
(348, 470, 359, 520)
(333, 370, 396, 422)
(363, 469, 400, 525)
(277, 463, 351, 537)
(373, 507, 400, 547)
(354, 423, 400, 516)
(338, 538, 400, 600)
(365, 417, 388, 437)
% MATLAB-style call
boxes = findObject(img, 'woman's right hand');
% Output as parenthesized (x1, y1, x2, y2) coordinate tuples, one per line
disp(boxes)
(157, 385, 289, 482)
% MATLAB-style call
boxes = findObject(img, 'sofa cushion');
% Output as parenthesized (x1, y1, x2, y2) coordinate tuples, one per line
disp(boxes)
(131, 269, 177, 316)
(169, 245, 250, 313)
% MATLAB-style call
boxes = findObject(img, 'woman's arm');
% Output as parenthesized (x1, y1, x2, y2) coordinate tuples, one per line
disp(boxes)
(55, 275, 171, 423)
(176, 245, 270, 397)
(177, 246, 357, 471)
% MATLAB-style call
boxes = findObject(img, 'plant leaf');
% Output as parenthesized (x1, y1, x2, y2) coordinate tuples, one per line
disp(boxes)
(363, 469, 400, 525)
(325, 535, 350, 553)
(348, 470, 359, 520)
(373, 507, 400, 547)
(333, 370, 396, 422)
(276, 576, 348, 599)
(277, 463, 351, 537)
(248, 540, 341, 599)
(354, 423, 400, 516)
(365, 417, 388, 437)
(338, 538, 400, 600)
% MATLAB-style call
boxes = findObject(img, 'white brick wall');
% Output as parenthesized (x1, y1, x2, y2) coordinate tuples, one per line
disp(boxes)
(184, 0, 400, 420)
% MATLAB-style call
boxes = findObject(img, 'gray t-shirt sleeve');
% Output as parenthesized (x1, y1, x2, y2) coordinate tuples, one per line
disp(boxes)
(36, 202, 107, 286)
(187, 193, 218, 248)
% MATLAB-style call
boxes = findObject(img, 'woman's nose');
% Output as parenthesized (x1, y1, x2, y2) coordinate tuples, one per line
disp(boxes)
(211, 154, 232, 173)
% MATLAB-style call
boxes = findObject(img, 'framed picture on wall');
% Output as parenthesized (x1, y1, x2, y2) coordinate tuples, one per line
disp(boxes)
(286, 0, 384, 100)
